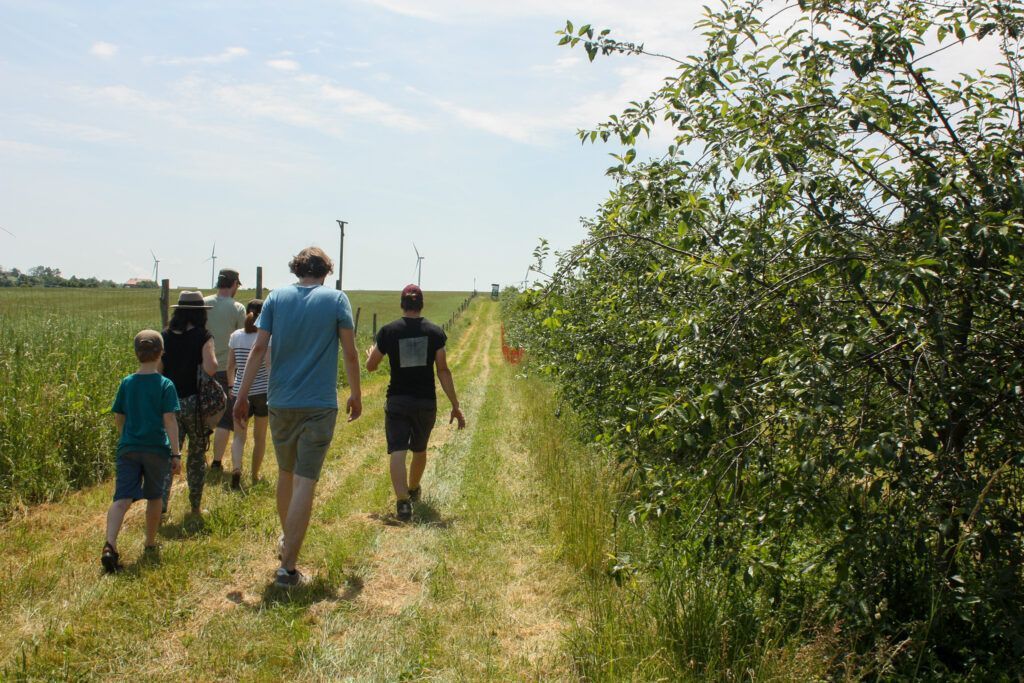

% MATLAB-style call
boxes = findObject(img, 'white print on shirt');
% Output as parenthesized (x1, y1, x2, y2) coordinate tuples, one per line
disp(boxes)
(399, 336, 428, 368)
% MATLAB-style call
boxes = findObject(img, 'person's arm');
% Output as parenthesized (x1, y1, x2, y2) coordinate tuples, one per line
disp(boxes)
(201, 337, 217, 376)
(164, 412, 182, 475)
(340, 326, 362, 421)
(435, 348, 466, 429)
(366, 344, 384, 372)
(226, 348, 236, 397)
(232, 329, 270, 424)
(114, 412, 126, 437)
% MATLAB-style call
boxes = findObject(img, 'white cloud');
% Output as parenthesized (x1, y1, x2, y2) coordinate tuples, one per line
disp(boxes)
(355, 0, 705, 51)
(351, 61, 372, 68)
(267, 59, 300, 71)
(0, 139, 68, 159)
(30, 119, 130, 143)
(90, 41, 118, 59)
(157, 46, 249, 66)
(531, 54, 583, 74)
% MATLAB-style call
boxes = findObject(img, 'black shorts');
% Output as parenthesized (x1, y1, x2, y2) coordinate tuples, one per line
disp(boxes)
(244, 393, 269, 418)
(384, 396, 437, 453)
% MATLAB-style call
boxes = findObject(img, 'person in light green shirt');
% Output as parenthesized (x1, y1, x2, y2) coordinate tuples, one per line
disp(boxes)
(205, 268, 246, 469)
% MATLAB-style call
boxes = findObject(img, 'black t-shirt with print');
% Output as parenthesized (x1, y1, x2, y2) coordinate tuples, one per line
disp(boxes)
(375, 316, 447, 400)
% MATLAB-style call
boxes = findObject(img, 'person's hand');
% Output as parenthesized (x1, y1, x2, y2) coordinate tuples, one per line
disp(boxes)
(365, 345, 375, 361)
(232, 394, 249, 425)
(347, 394, 362, 422)
(450, 406, 466, 429)
(171, 456, 182, 475)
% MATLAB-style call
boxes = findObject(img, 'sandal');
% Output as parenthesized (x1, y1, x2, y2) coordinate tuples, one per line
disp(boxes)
(101, 542, 122, 573)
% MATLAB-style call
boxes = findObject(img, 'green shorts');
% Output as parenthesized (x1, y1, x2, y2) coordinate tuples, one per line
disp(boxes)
(269, 407, 338, 481)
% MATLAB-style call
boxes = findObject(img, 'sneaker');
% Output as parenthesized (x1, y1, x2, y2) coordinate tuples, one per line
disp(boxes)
(396, 498, 413, 522)
(210, 460, 223, 471)
(274, 567, 310, 588)
(408, 486, 421, 503)
(230, 472, 241, 490)
(101, 543, 122, 573)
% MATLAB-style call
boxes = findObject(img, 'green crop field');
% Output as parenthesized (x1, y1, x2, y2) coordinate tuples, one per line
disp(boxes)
(0, 287, 473, 518)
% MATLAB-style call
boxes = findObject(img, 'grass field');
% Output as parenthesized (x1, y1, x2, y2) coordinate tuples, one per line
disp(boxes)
(0, 299, 583, 681)
(0, 287, 473, 518)
(0, 297, 832, 680)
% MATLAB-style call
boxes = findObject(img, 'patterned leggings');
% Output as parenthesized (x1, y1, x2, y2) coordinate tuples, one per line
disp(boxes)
(161, 395, 210, 512)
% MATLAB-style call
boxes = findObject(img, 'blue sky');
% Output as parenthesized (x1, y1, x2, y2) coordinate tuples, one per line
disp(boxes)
(0, 1, 997, 290)
(0, 0, 707, 290)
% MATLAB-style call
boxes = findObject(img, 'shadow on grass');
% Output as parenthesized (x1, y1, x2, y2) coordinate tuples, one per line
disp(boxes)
(100, 546, 163, 578)
(367, 500, 453, 529)
(255, 572, 364, 609)
(158, 512, 212, 540)
(412, 500, 453, 529)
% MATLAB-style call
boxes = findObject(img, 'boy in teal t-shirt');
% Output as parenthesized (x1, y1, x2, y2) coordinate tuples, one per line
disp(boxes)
(102, 330, 182, 573)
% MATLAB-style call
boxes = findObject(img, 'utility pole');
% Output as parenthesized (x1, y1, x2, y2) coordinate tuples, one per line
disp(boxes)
(336, 219, 348, 290)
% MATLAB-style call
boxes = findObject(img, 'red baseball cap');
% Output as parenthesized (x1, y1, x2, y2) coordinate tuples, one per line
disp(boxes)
(401, 284, 423, 308)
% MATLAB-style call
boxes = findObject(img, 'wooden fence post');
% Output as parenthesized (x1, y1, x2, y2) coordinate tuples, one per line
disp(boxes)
(354, 307, 361, 335)
(159, 279, 170, 328)
(255, 266, 263, 299)
(372, 312, 377, 338)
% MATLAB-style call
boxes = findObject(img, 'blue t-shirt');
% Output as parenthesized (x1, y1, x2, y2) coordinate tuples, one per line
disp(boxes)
(256, 284, 354, 409)
(111, 372, 180, 457)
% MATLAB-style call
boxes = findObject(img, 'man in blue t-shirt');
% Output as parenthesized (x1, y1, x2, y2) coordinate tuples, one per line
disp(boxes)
(233, 246, 362, 588)
(102, 329, 181, 573)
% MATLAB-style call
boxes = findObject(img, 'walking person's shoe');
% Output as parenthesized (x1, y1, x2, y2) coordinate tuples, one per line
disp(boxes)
(396, 498, 413, 522)
(100, 542, 122, 574)
(274, 567, 310, 588)
(209, 460, 223, 471)
(408, 486, 421, 503)
(230, 471, 242, 490)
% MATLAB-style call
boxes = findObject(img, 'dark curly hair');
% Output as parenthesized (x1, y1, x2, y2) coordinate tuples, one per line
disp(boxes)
(289, 246, 334, 279)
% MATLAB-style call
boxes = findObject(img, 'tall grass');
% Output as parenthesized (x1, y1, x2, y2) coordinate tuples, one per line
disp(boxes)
(0, 288, 473, 518)
(516, 376, 842, 681)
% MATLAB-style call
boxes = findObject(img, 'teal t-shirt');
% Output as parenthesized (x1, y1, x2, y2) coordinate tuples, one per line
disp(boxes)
(111, 373, 180, 457)
(256, 284, 354, 409)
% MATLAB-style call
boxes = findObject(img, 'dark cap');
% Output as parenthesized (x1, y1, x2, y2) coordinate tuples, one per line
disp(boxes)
(134, 329, 163, 354)
(217, 268, 241, 287)
(401, 284, 423, 309)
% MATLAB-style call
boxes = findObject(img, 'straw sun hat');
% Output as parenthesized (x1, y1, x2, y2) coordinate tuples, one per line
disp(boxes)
(170, 291, 213, 309)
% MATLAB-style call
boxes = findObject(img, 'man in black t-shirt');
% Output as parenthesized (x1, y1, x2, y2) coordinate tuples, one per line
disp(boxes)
(366, 284, 466, 521)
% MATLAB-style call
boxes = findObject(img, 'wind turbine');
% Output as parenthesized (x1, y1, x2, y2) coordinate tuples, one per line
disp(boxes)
(413, 243, 425, 287)
(205, 243, 217, 288)
(521, 266, 531, 289)
(150, 250, 160, 284)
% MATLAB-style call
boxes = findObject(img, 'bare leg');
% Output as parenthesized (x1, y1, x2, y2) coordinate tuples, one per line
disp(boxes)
(389, 450, 409, 499)
(212, 427, 231, 465)
(105, 499, 132, 547)
(144, 499, 162, 546)
(231, 424, 246, 475)
(409, 450, 427, 491)
(252, 415, 269, 481)
(277, 469, 293, 530)
(280, 474, 317, 571)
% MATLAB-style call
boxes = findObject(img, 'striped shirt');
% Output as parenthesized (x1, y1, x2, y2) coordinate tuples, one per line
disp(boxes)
(229, 329, 270, 396)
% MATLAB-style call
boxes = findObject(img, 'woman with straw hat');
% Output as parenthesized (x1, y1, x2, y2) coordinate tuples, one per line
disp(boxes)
(160, 291, 218, 518)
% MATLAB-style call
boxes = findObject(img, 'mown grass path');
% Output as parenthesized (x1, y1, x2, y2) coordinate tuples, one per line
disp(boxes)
(1, 301, 577, 681)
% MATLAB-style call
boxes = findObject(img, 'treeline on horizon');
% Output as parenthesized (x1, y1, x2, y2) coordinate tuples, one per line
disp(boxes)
(0, 265, 155, 288)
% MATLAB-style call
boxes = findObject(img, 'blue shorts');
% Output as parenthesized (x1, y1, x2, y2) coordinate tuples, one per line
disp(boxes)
(113, 450, 171, 501)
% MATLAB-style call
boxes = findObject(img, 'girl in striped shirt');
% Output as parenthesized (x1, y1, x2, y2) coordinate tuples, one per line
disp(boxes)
(228, 299, 271, 488)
